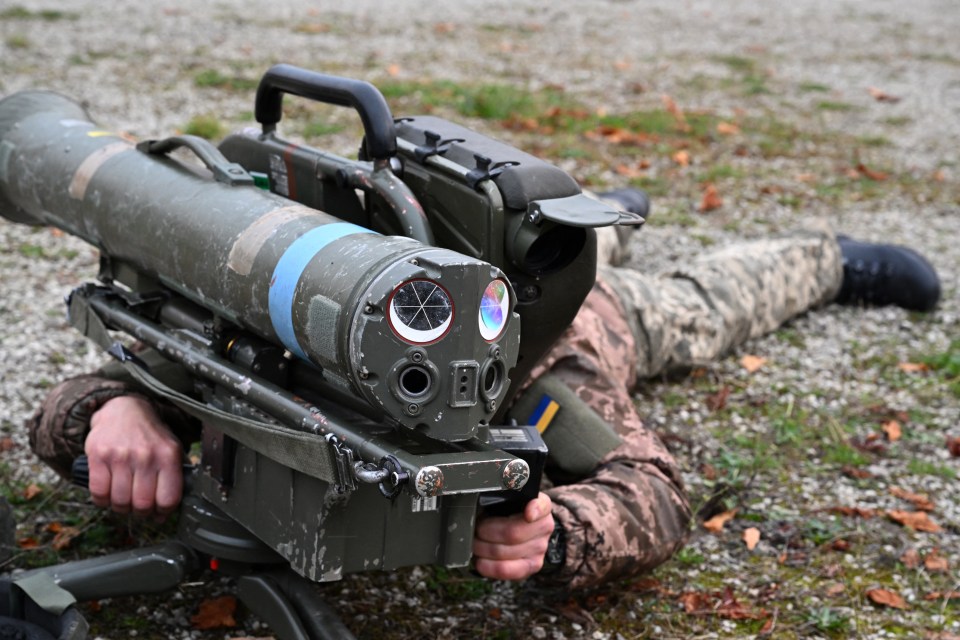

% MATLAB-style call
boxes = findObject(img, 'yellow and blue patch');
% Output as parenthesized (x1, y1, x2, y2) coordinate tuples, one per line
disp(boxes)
(528, 394, 560, 433)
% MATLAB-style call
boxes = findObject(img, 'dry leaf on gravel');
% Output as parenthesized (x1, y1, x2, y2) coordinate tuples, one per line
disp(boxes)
(897, 362, 929, 373)
(661, 94, 690, 131)
(743, 527, 760, 550)
(699, 183, 723, 212)
(856, 163, 888, 181)
(924, 549, 950, 573)
(881, 420, 902, 442)
(740, 354, 766, 373)
(827, 506, 876, 519)
(0, 437, 14, 452)
(672, 150, 691, 166)
(717, 121, 740, 135)
(192, 596, 238, 630)
(901, 548, 921, 569)
(866, 588, 908, 609)
(703, 509, 737, 533)
(947, 436, 960, 457)
(889, 486, 935, 511)
(887, 510, 942, 533)
(841, 465, 873, 479)
(825, 583, 846, 597)
(23, 484, 42, 501)
(51, 526, 81, 551)
(924, 592, 960, 602)
(868, 86, 902, 102)
(705, 385, 731, 412)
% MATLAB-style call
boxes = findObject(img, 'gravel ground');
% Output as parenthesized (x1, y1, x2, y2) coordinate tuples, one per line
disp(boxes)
(1, 1, 958, 639)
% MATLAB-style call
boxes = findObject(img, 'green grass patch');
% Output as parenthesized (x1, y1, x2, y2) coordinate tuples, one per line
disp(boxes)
(0, 6, 76, 20)
(799, 82, 831, 93)
(302, 120, 345, 139)
(182, 114, 225, 140)
(822, 443, 870, 467)
(907, 458, 957, 480)
(193, 69, 259, 92)
(6, 34, 29, 49)
(817, 101, 857, 112)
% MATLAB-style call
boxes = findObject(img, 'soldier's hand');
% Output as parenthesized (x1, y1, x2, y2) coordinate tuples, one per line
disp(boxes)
(473, 492, 555, 581)
(85, 395, 183, 519)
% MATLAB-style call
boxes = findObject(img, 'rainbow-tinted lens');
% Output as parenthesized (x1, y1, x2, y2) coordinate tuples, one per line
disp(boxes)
(388, 279, 453, 344)
(478, 279, 510, 341)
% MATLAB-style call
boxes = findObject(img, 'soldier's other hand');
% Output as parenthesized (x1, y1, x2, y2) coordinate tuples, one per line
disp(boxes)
(473, 492, 555, 581)
(85, 395, 183, 519)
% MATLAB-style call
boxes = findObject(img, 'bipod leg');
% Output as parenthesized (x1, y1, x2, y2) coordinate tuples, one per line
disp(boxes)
(236, 568, 356, 640)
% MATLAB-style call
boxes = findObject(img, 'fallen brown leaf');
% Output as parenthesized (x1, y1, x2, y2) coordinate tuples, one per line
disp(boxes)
(901, 548, 921, 569)
(743, 527, 760, 550)
(703, 509, 737, 533)
(887, 510, 942, 533)
(17, 537, 39, 549)
(386, 63, 401, 77)
(924, 591, 960, 602)
(867, 86, 902, 103)
(699, 183, 723, 212)
(866, 588, 908, 609)
(841, 465, 873, 479)
(856, 163, 888, 181)
(740, 354, 766, 373)
(192, 596, 237, 630)
(23, 484, 42, 501)
(433, 22, 457, 35)
(0, 437, 14, 452)
(889, 486, 935, 511)
(51, 526, 81, 552)
(672, 150, 691, 167)
(827, 506, 877, 519)
(661, 94, 691, 131)
(881, 420, 902, 442)
(825, 583, 846, 597)
(897, 361, 929, 373)
(830, 539, 851, 552)
(716, 121, 740, 135)
(924, 549, 950, 573)
(947, 436, 960, 458)
(705, 385, 731, 412)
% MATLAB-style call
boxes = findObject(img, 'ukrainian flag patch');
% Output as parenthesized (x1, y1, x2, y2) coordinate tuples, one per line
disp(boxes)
(528, 394, 560, 433)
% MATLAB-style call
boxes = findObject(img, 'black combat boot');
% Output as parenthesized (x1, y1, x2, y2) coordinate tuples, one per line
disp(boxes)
(834, 236, 941, 311)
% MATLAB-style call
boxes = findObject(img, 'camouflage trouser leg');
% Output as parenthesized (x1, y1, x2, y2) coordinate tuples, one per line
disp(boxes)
(597, 223, 843, 379)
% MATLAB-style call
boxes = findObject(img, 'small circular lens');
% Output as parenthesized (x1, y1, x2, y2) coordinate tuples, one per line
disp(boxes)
(478, 279, 510, 341)
(388, 279, 453, 344)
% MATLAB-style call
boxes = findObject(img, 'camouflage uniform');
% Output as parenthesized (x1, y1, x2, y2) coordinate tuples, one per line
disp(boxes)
(28, 224, 842, 590)
(520, 221, 842, 588)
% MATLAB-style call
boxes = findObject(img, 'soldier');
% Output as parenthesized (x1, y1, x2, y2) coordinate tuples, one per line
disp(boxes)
(28, 190, 941, 589)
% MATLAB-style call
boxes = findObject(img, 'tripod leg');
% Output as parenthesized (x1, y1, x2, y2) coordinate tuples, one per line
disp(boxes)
(236, 570, 356, 640)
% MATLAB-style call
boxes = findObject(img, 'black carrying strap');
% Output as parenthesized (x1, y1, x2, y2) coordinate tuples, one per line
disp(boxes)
(68, 290, 339, 484)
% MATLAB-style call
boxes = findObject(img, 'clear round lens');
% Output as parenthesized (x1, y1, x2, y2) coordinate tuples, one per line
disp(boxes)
(388, 279, 453, 344)
(478, 279, 510, 341)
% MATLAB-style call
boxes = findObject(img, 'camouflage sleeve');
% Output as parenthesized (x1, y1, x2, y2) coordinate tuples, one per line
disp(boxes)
(27, 355, 202, 479)
(520, 279, 692, 589)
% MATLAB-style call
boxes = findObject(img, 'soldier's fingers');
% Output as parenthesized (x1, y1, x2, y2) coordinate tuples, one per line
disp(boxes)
(474, 555, 544, 581)
(475, 510, 554, 545)
(154, 464, 183, 516)
(130, 467, 159, 518)
(86, 457, 112, 509)
(523, 493, 553, 523)
(473, 534, 551, 562)
(108, 464, 133, 514)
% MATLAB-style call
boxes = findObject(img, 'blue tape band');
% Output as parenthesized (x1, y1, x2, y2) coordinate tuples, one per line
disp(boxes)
(269, 223, 373, 361)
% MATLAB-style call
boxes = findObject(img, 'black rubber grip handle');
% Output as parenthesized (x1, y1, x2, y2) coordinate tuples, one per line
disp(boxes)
(254, 63, 397, 161)
(71, 455, 90, 489)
